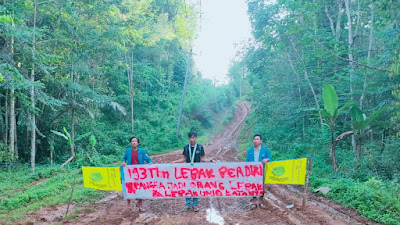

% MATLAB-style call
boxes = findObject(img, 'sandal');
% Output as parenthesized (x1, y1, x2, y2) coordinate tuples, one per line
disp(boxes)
(192, 206, 199, 212)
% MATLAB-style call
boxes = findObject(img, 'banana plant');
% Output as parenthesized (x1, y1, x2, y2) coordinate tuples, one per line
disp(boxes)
(316, 84, 354, 171)
(351, 106, 386, 159)
(51, 127, 92, 167)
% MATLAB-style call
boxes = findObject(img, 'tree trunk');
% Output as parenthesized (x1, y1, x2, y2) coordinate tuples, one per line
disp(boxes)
(345, 0, 354, 96)
(304, 70, 323, 127)
(10, 83, 15, 162)
(14, 118, 18, 159)
(286, 52, 307, 137)
(311, 17, 325, 128)
(8, 0, 15, 160)
(360, 4, 374, 110)
(130, 48, 134, 133)
(344, 0, 357, 153)
(356, 137, 362, 159)
(354, 0, 361, 39)
(287, 38, 323, 128)
(335, 0, 343, 41)
(4, 91, 9, 147)
(50, 127, 56, 165)
(176, 50, 191, 137)
(325, 5, 335, 37)
(125, 46, 135, 133)
(26, 109, 30, 150)
(30, 0, 37, 173)
(331, 125, 338, 171)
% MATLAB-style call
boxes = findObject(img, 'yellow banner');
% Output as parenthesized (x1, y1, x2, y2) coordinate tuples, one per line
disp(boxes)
(82, 167, 122, 191)
(264, 158, 307, 185)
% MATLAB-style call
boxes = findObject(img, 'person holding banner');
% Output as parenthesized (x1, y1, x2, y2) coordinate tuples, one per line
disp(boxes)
(246, 133, 272, 210)
(122, 136, 153, 212)
(171, 131, 214, 212)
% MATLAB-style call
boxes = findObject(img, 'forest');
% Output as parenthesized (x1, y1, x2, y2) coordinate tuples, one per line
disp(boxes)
(1, 0, 400, 224)
(0, 0, 234, 170)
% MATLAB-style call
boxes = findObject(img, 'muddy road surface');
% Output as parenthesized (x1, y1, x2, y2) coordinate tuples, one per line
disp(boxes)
(20, 101, 375, 225)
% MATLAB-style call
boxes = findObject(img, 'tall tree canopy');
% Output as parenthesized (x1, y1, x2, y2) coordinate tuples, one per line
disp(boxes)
(233, 0, 400, 176)
(0, 0, 232, 171)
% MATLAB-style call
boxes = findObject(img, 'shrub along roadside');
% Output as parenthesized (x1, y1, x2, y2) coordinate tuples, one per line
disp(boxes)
(308, 164, 400, 225)
(237, 117, 400, 225)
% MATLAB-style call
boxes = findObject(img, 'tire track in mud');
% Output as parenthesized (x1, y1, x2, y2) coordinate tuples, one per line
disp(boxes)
(19, 101, 375, 225)
(210, 101, 250, 162)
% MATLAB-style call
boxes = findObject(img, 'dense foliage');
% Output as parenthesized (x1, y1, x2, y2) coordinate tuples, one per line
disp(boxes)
(231, 0, 400, 224)
(0, 0, 234, 170)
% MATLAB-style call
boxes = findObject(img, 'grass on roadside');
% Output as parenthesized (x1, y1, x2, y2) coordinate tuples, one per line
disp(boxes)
(0, 166, 106, 224)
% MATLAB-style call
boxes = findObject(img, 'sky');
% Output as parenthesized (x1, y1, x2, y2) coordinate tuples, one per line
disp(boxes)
(192, 0, 252, 85)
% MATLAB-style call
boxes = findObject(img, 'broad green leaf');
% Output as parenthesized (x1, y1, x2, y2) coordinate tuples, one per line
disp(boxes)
(50, 130, 68, 140)
(353, 107, 386, 130)
(337, 100, 355, 116)
(75, 132, 92, 142)
(322, 84, 338, 117)
(316, 109, 331, 118)
(353, 121, 366, 130)
(363, 107, 386, 127)
(351, 106, 364, 122)
(63, 127, 72, 146)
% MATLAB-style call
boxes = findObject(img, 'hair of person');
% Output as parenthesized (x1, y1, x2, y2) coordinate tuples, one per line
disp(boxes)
(129, 136, 140, 144)
(253, 133, 262, 140)
(188, 131, 197, 138)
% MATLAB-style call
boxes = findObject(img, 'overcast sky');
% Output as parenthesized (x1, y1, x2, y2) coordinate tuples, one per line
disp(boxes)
(192, 0, 252, 85)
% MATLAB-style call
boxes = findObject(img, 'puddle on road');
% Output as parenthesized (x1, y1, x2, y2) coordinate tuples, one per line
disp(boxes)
(206, 207, 225, 225)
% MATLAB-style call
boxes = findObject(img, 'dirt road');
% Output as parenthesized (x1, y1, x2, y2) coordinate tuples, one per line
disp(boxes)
(22, 101, 375, 225)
